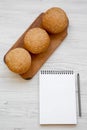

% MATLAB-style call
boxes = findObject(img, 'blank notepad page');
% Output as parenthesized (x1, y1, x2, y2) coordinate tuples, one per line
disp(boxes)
(39, 70, 77, 124)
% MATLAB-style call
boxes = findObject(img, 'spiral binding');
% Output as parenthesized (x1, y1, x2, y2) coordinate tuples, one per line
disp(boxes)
(41, 70, 74, 74)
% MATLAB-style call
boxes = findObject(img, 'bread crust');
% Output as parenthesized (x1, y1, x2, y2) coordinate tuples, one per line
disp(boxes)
(42, 7, 68, 34)
(5, 48, 31, 74)
(24, 27, 50, 54)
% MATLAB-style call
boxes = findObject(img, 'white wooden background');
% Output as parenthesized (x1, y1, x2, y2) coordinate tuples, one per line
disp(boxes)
(0, 0, 87, 130)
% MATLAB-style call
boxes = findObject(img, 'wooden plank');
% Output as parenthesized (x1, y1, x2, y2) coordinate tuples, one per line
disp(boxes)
(4, 13, 68, 79)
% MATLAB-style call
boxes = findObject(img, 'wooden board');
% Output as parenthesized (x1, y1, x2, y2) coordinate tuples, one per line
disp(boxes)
(4, 13, 68, 79)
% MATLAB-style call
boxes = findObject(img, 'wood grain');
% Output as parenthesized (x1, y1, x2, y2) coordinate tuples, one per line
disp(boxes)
(0, 0, 87, 130)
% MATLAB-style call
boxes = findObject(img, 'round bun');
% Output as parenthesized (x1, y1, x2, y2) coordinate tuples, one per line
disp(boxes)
(24, 27, 50, 54)
(42, 7, 68, 34)
(5, 48, 31, 74)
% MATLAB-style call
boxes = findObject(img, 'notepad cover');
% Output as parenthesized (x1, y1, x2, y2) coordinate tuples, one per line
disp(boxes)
(39, 71, 77, 124)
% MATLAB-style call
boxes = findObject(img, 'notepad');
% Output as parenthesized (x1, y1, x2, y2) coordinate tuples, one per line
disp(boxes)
(39, 70, 77, 124)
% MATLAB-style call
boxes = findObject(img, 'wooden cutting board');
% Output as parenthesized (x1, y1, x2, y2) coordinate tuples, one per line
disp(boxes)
(4, 13, 68, 79)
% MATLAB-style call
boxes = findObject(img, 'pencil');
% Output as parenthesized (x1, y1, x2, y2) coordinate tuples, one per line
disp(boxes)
(77, 73, 82, 117)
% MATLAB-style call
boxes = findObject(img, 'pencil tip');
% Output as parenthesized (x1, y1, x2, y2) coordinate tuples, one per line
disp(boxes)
(77, 73, 79, 76)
